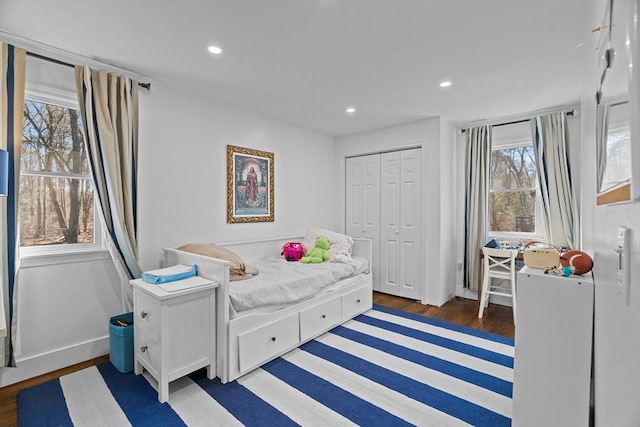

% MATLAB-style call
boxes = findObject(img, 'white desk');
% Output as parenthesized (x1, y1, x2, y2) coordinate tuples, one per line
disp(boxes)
(512, 266, 593, 427)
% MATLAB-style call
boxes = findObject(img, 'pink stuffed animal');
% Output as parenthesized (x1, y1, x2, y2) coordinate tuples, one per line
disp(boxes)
(281, 242, 306, 261)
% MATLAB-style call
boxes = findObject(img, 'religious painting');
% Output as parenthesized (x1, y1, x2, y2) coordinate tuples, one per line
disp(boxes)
(227, 145, 274, 223)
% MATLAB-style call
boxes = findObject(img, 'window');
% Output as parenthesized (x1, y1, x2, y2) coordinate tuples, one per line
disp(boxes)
(20, 92, 100, 253)
(489, 141, 539, 236)
(599, 100, 631, 194)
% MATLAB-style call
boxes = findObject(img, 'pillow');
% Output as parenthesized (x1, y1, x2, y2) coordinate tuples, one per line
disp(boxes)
(177, 243, 257, 281)
(302, 228, 354, 263)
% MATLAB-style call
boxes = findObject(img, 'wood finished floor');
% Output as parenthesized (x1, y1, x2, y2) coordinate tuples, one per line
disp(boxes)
(0, 292, 513, 427)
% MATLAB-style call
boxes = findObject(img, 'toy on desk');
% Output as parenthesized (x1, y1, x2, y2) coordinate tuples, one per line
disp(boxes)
(560, 250, 594, 275)
(523, 241, 561, 270)
(545, 265, 575, 277)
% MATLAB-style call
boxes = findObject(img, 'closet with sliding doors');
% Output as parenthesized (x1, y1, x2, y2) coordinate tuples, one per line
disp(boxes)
(345, 148, 423, 300)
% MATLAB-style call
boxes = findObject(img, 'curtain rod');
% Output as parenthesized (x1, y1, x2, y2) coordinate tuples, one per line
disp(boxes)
(460, 109, 575, 133)
(26, 51, 151, 91)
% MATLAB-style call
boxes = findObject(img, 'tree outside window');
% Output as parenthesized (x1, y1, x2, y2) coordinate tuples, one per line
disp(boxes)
(20, 98, 95, 247)
(489, 144, 537, 234)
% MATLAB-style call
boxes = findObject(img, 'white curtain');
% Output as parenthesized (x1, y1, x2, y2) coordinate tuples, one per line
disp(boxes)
(0, 43, 26, 367)
(464, 125, 492, 291)
(75, 66, 141, 311)
(531, 112, 579, 249)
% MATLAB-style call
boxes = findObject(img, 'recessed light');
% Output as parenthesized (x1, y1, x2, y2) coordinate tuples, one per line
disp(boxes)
(208, 45, 223, 55)
(345, 107, 356, 114)
(439, 81, 452, 88)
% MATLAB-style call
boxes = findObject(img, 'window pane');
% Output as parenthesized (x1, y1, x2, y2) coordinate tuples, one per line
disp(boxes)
(489, 190, 536, 232)
(19, 175, 95, 247)
(601, 126, 631, 191)
(20, 99, 95, 247)
(491, 146, 536, 190)
(22, 100, 90, 176)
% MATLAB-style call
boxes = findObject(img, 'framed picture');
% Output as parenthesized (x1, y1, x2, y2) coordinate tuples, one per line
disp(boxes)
(227, 145, 274, 223)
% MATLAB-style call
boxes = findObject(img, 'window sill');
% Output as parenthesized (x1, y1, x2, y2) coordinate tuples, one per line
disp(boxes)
(488, 233, 546, 246)
(20, 248, 111, 268)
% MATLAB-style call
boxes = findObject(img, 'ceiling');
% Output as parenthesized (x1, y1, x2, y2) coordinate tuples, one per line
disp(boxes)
(0, 0, 589, 137)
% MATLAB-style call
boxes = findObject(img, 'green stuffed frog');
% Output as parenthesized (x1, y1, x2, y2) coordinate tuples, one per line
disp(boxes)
(301, 237, 331, 263)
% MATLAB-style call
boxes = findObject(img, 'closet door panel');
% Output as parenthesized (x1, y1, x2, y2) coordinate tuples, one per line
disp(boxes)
(346, 154, 381, 290)
(401, 241, 419, 294)
(380, 152, 402, 296)
(383, 240, 399, 288)
(399, 149, 423, 300)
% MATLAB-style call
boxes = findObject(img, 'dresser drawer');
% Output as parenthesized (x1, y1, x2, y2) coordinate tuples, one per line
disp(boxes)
(238, 313, 299, 373)
(135, 292, 161, 339)
(342, 286, 372, 320)
(136, 326, 161, 374)
(299, 297, 341, 341)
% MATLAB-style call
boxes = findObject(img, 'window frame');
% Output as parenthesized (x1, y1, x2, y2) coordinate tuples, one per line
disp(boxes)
(488, 137, 544, 241)
(19, 83, 106, 265)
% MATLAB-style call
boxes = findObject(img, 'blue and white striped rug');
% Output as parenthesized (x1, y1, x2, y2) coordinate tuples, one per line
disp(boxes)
(18, 305, 514, 426)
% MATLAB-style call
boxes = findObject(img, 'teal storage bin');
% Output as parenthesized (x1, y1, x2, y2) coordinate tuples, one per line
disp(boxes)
(109, 312, 134, 373)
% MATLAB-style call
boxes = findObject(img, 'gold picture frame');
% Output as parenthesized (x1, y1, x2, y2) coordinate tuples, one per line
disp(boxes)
(227, 145, 274, 223)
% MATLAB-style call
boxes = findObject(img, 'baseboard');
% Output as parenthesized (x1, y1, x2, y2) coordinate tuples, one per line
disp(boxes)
(456, 286, 479, 300)
(455, 285, 512, 307)
(0, 335, 109, 387)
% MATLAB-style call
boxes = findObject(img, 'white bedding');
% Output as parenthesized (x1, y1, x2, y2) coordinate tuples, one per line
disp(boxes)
(229, 257, 369, 312)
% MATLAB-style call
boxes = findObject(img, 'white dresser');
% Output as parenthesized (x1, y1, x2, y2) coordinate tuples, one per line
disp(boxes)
(512, 266, 594, 427)
(131, 276, 218, 403)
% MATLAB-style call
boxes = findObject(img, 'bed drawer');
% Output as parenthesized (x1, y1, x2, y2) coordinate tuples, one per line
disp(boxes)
(136, 292, 161, 339)
(238, 313, 299, 373)
(299, 297, 342, 342)
(341, 286, 372, 320)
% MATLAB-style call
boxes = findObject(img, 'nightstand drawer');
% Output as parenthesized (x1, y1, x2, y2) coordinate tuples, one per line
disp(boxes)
(136, 292, 161, 338)
(238, 313, 299, 373)
(299, 298, 341, 342)
(136, 327, 161, 374)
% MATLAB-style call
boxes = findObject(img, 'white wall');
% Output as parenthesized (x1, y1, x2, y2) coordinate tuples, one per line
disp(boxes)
(137, 83, 337, 271)
(439, 120, 457, 303)
(0, 254, 122, 386)
(335, 117, 456, 306)
(582, 1, 640, 425)
(0, 67, 337, 386)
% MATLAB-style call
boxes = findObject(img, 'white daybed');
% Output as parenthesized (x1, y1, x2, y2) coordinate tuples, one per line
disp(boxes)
(163, 236, 372, 383)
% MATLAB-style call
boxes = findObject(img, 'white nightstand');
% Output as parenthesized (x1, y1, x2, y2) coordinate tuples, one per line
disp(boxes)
(131, 276, 218, 403)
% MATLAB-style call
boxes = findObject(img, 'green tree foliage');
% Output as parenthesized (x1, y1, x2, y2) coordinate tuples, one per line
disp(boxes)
(490, 146, 536, 232)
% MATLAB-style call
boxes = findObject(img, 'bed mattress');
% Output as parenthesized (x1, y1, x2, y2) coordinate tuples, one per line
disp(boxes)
(229, 257, 369, 313)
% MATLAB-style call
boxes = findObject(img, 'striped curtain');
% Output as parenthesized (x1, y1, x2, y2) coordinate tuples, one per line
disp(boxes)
(531, 112, 579, 249)
(1, 43, 26, 367)
(75, 66, 141, 311)
(464, 125, 492, 291)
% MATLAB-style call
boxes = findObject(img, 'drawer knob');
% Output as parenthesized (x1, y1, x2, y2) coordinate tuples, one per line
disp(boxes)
(356, 299, 361, 303)
(141, 346, 148, 353)
(321, 314, 326, 319)
(271, 337, 276, 342)
(140, 311, 148, 319)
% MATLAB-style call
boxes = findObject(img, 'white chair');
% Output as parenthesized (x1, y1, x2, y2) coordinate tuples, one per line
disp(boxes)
(478, 247, 519, 325)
